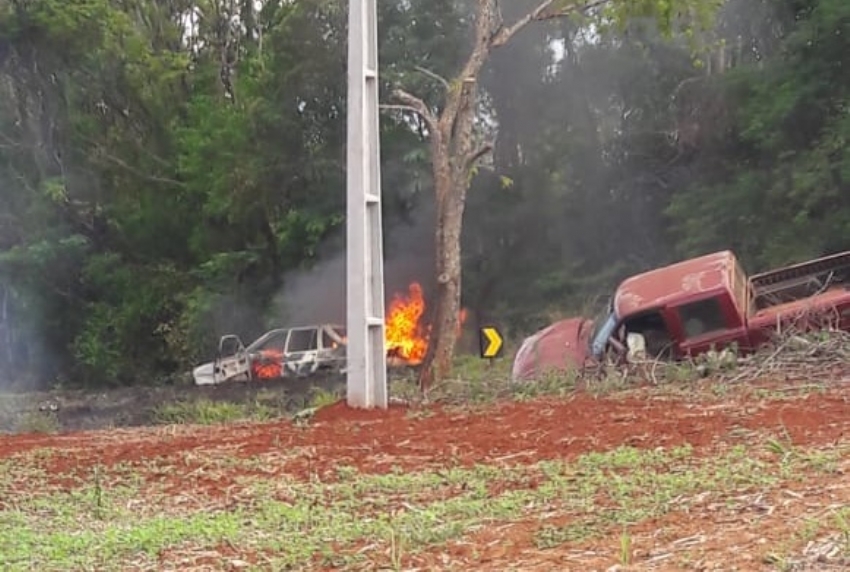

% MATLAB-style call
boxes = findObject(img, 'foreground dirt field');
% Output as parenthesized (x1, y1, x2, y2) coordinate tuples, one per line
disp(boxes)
(1, 379, 849, 571)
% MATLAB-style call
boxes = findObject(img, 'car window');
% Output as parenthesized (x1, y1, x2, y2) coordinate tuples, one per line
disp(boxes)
(287, 328, 317, 352)
(622, 310, 674, 359)
(255, 330, 288, 352)
(322, 329, 341, 349)
(678, 298, 727, 338)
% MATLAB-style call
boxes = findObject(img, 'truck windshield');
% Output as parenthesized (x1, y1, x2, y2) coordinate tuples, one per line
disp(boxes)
(590, 311, 618, 358)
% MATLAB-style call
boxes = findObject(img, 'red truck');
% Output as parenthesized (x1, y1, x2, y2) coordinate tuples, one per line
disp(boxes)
(512, 250, 850, 381)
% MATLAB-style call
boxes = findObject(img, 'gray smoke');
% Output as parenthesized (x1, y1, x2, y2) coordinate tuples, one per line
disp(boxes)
(0, 284, 52, 392)
(271, 201, 436, 328)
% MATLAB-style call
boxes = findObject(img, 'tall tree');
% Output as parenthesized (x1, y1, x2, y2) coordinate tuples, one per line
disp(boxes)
(383, 0, 720, 387)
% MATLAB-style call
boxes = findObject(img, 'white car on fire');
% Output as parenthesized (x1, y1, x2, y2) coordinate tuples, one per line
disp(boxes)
(192, 324, 348, 386)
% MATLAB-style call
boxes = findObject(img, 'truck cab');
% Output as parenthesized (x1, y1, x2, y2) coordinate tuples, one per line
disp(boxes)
(513, 248, 850, 381)
(590, 251, 751, 363)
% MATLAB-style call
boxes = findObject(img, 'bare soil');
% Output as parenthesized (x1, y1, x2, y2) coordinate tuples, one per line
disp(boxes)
(3, 385, 848, 481)
(1, 378, 849, 570)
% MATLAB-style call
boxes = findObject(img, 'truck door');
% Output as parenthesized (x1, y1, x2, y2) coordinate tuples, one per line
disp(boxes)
(620, 309, 678, 361)
(675, 296, 748, 357)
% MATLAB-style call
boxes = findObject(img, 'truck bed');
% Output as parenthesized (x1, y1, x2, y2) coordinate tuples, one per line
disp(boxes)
(750, 251, 850, 310)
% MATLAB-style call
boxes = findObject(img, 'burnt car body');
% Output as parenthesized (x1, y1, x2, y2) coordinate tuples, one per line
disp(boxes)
(192, 324, 347, 386)
(513, 250, 850, 381)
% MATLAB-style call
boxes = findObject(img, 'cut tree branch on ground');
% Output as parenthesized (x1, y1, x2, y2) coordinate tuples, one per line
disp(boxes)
(606, 328, 850, 389)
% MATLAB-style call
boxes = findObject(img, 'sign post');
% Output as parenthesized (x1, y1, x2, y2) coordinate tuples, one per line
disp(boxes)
(479, 326, 504, 361)
(346, 0, 387, 408)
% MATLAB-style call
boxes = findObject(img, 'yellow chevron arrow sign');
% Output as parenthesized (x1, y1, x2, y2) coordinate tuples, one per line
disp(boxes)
(479, 326, 504, 359)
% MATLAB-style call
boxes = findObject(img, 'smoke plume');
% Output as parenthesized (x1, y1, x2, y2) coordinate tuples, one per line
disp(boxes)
(272, 200, 436, 328)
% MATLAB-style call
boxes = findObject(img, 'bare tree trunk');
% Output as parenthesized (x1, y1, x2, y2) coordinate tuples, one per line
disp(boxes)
(385, 0, 623, 389)
(422, 162, 468, 385)
(417, 4, 491, 389)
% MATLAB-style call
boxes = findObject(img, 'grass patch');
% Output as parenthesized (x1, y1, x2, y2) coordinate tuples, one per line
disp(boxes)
(0, 441, 843, 570)
(389, 355, 580, 406)
(385, 329, 850, 408)
(307, 386, 342, 409)
(151, 398, 275, 425)
(15, 411, 60, 434)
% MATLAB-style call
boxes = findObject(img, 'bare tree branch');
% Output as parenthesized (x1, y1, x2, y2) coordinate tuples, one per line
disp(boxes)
(491, 0, 613, 47)
(464, 142, 494, 170)
(438, 0, 498, 139)
(414, 65, 451, 91)
(379, 104, 433, 133)
(387, 88, 438, 134)
(379, 104, 421, 114)
(94, 148, 186, 187)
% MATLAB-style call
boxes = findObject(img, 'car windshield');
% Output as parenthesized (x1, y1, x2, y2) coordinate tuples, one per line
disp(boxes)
(247, 329, 288, 352)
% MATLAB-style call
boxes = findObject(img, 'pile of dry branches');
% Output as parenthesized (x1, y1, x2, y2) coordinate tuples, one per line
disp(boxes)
(783, 532, 850, 571)
(717, 328, 850, 384)
(609, 306, 850, 387)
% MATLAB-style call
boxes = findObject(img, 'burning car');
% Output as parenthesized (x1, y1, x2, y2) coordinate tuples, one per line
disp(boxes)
(192, 324, 348, 385)
(192, 282, 454, 386)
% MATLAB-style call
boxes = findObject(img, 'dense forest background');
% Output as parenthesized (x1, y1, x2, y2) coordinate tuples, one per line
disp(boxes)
(0, 0, 847, 388)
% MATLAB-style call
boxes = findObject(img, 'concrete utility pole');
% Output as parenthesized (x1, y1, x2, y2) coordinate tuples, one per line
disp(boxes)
(346, 0, 387, 408)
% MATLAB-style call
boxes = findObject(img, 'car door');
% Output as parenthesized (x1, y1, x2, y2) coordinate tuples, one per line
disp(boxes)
(213, 335, 251, 383)
(317, 325, 347, 373)
(284, 327, 320, 376)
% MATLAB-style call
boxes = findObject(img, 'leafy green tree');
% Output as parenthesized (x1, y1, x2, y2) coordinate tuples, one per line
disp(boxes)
(667, 0, 850, 270)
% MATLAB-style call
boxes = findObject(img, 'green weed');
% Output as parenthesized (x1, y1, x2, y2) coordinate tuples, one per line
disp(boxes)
(0, 442, 842, 570)
(152, 398, 274, 425)
(308, 387, 341, 409)
(15, 411, 59, 434)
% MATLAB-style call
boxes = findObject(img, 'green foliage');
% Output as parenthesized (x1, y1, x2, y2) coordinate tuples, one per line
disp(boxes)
(308, 386, 342, 410)
(0, 0, 844, 387)
(0, 0, 397, 387)
(15, 411, 60, 434)
(667, 0, 850, 271)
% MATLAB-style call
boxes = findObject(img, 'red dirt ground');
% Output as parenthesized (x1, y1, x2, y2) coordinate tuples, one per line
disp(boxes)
(1, 387, 848, 485)
(2, 384, 850, 570)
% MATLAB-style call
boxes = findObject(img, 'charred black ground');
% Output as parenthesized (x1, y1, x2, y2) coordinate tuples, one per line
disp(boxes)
(0, 374, 348, 433)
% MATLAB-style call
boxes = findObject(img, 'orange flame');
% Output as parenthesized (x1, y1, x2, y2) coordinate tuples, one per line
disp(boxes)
(252, 349, 283, 379)
(386, 282, 429, 364)
(385, 282, 468, 365)
(249, 282, 468, 378)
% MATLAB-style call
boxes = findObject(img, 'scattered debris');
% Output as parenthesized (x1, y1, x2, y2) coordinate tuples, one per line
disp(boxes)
(38, 400, 60, 413)
(782, 533, 850, 571)
(720, 329, 850, 384)
(292, 406, 318, 426)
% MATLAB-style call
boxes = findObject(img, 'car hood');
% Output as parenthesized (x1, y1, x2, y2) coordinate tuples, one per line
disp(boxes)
(192, 362, 216, 385)
(511, 317, 594, 382)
